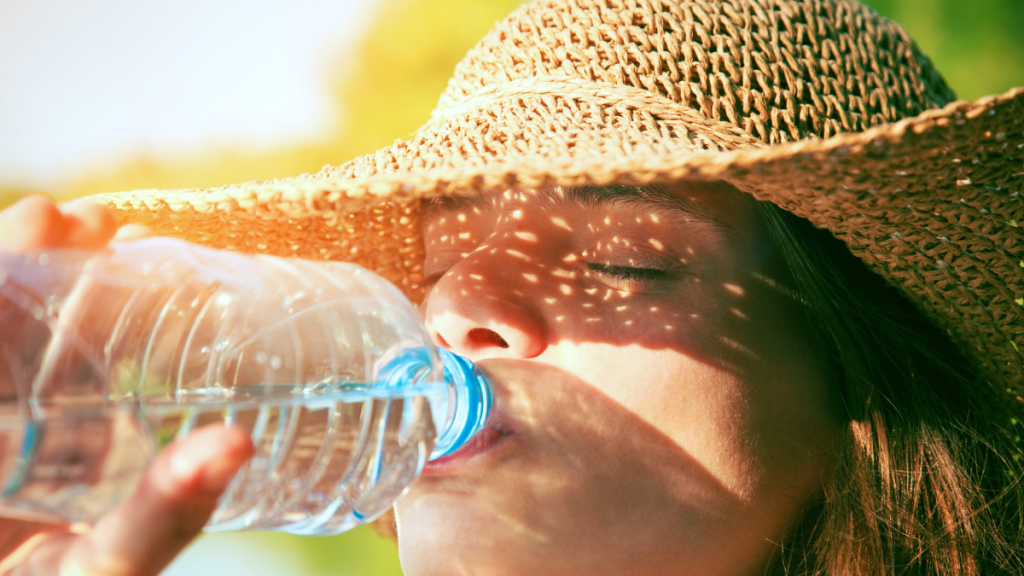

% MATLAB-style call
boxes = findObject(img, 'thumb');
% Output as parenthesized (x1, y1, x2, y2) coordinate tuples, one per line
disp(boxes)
(62, 424, 253, 576)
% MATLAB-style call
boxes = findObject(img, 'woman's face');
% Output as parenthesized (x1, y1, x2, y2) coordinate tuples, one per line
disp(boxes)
(396, 182, 843, 576)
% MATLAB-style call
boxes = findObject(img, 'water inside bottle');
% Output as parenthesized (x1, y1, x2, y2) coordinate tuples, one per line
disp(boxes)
(0, 382, 443, 534)
(0, 241, 465, 533)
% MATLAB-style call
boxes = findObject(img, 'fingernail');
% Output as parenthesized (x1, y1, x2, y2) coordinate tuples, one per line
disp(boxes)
(169, 441, 213, 485)
(169, 429, 248, 493)
(113, 223, 152, 241)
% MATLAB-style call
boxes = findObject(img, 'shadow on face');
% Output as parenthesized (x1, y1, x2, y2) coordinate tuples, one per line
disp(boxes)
(400, 358, 742, 576)
(398, 181, 843, 576)
(420, 181, 810, 378)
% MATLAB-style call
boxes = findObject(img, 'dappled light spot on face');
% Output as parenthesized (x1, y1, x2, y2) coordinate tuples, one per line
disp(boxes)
(719, 336, 758, 359)
(723, 283, 745, 297)
(731, 308, 748, 320)
(649, 239, 665, 250)
(551, 217, 572, 231)
(559, 284, 572, 295)
(515, 231, 538, 242)
(751, 272, 803, 303)
(507, 249, 530, 261)
(523, 273, 538, 282)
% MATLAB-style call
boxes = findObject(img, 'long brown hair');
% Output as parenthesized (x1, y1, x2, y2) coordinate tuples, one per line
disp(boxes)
(759, 202, 1024, 575)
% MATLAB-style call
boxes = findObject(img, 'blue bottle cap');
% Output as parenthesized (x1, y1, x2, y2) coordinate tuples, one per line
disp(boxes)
(375, 347, 491, 460)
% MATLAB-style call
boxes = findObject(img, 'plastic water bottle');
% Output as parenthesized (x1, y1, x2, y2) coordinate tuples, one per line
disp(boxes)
(0, 238, 490, 535)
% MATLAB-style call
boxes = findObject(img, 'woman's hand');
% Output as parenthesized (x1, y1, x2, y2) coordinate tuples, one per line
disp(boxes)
(0, 195, 119, 251)
(4, 426, 253, 576)
(0, 196, 255, 576)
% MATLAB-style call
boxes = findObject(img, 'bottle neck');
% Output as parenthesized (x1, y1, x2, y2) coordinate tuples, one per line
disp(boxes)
(432, 349, 491, 459)
(374, 347, 491, 460)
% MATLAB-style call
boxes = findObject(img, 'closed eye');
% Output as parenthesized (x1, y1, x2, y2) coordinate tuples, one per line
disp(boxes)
(586, 263, 673, 293)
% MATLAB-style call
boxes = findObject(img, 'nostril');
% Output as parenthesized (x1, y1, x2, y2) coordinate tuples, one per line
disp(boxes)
(436, 333, 451, 348)
(467, 327, 510, 349)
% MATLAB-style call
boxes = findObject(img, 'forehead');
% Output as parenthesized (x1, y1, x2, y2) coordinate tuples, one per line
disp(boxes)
(422, 181, 764, 238)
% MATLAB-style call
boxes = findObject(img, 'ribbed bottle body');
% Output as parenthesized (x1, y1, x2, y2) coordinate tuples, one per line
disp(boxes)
(0, 238, 484, 534)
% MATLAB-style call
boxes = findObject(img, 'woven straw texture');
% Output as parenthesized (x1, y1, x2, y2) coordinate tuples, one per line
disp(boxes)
(96, 0, 1024, 396)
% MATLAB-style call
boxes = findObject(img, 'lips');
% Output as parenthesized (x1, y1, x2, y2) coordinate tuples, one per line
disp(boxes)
(421, 411, 518, 476)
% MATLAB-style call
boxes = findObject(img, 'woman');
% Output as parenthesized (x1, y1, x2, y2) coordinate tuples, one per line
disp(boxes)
(1, 0, 1022, 574)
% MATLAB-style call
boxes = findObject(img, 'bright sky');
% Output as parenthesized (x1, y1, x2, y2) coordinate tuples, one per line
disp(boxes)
(0, 0, 373, 189)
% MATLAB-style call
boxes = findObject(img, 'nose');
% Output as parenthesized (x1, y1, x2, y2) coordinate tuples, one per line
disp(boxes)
(424, 251, 548, 361)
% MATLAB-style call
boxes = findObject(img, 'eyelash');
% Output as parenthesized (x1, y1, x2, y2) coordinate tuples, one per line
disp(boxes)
(585, 263, 671, 292)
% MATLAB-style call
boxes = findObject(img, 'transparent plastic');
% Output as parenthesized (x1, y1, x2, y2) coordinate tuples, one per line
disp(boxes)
(0, 238, 490, 535)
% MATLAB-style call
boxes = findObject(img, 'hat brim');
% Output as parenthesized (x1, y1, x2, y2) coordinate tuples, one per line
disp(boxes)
(95, 85, 1024, 390)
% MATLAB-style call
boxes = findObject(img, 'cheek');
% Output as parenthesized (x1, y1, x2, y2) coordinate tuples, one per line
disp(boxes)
(397, 358, 749, 576)
(553, 336, 839, 506)
(551, 343, 765, 497)
(724, 255, 842, 483)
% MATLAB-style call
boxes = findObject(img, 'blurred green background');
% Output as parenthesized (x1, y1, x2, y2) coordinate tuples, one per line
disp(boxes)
(1, 0, 1022, 573)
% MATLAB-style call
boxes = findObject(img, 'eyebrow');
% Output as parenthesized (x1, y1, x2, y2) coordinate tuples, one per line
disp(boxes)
(425, 183, 732, 231)
(553, 184, 731, 230)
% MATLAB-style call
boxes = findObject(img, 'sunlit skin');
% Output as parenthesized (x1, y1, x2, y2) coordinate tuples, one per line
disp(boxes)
(395, 182, 845, 576)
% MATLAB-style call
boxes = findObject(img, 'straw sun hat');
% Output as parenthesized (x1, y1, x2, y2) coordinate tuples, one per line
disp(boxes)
(96, 0, 1024, 397)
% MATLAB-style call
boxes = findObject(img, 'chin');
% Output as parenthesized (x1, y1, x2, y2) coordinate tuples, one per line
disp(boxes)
(395, 491, 552, 576)
(397, 492, 493, 576)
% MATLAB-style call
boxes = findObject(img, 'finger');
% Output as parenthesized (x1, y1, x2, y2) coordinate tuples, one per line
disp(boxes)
(5, 528, 79, 573)
(60, 424, 253, 576)
(112, 224, 153, 242)
(58, 200, 119, 250)
(0, 195, 64, 251)
(4, 526, 87, 576)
